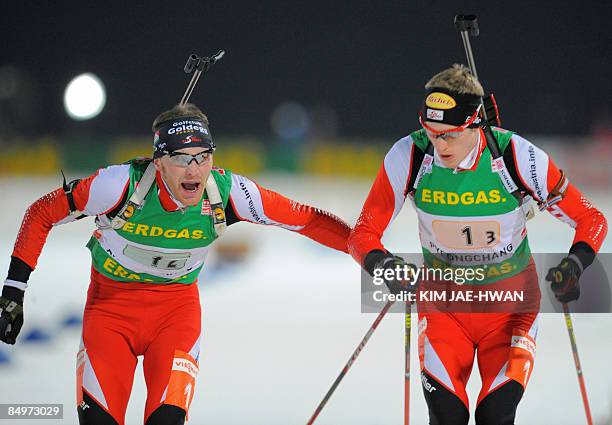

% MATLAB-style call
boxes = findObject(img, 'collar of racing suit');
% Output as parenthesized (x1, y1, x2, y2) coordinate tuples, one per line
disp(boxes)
(155, 171, 186, 212)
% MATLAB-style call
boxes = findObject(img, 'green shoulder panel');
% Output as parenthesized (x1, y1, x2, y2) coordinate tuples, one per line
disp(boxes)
(490, 127, 515, 152)
(127, 158, 151, 179)
(119, 158, 153, 201)
(409, 129, 430, 152)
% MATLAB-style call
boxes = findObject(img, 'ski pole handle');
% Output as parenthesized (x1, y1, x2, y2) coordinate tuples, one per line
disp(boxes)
(454, 14, 479, 36)
(179, 50, 226, 105)
(453, 14, 520, 200)
(454, 14, 481, 82)
(184, 54, 199, 74)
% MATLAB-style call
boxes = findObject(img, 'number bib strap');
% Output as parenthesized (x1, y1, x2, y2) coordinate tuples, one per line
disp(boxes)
(205, 173, 226, 237)
(111, 162, 157, 230)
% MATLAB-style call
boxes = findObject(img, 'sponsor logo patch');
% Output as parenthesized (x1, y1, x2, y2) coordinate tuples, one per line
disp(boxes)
(181, 135, 203, 144)
(491, 157, 505, 172)
(122, 204, 135, 219)
(119, 222, 207, 240)
(425, 92, 457, 110)
(201, 199, 212, 216)
(511, 335, 536, 358)
(167, 122, 209, 135)
(421, 372, 437, 392)
(527, 144, 544, 201)
(420, 188, 505, 205)
(173, 356, 199, 379)
(214, 206, 225, 222)
(426, 108, 444, 121)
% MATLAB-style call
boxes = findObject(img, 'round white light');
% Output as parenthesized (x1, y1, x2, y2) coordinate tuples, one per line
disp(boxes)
(64, 73, 106, 120)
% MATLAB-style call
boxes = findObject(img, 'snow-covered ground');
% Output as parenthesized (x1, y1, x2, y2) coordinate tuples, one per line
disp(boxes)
(1, 174, 611, 424)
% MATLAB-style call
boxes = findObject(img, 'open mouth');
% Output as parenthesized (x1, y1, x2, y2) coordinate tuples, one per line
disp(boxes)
(181, 182, 201, 192)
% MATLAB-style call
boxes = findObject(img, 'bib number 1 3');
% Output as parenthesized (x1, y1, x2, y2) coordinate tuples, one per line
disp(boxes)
(461, 226, 496, 246)
(432, 220, 500, 249)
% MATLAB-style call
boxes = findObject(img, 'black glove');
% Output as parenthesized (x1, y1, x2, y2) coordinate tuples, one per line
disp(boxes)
(546, 256, 582, 303)
(373, 254, 418, 296)
(0, 285, 25, 345)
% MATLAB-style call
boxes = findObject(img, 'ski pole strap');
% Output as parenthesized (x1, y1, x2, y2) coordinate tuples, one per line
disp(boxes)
(481, 124, 522, 198)
(490, 155, 519, 194)
(111, 162, 157, 230)
(61, 171, 87, 220)
(205, 173, 226, 237)
(62, 171, 81, 214)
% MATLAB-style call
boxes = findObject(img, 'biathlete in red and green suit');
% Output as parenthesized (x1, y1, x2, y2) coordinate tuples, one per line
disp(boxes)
(349, 65, 607, 425)
(0, 103, 351, 425)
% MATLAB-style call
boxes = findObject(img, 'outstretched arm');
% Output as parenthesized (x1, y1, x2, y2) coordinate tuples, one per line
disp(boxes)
(348, 136, 416, 274)
(227, 173, 350, 253)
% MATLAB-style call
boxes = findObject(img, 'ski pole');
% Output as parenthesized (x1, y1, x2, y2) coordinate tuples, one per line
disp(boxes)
(562, 303, 594, 425)
(306, 300, 395, 425)
(180, 50, 225, 105)
(453, 15, 487, 120)
(404, 301, 412, 425)
(453, 14, 524, 205)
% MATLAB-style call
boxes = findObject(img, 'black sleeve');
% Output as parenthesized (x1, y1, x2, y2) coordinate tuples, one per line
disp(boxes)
(6, 256, 32, 284)
(569, 241, 596, 270)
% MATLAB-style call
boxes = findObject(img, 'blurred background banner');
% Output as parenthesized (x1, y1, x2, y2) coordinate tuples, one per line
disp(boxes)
(1, 2, 611, 154)
(1, 1, 611, 424)
(1, 137, 610, 189)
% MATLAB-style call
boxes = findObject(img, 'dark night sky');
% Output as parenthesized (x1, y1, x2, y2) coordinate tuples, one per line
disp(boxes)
(2, 0, 611, 140)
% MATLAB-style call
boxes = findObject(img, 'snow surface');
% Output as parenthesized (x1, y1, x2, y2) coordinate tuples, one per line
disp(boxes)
(0, 175, 610, 424)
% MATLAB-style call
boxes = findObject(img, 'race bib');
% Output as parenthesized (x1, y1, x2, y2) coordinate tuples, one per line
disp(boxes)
(123, 245, 191, 270)
(432, 220, 500, 249)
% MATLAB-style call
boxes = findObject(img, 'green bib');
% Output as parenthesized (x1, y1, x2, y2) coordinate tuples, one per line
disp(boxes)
(410, 129, 531, 284)
(87, 160, 232, 284)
